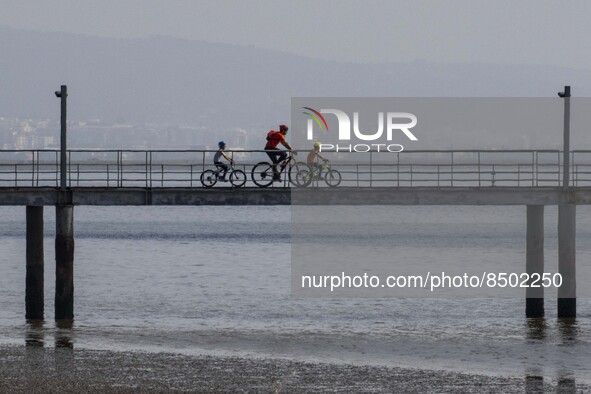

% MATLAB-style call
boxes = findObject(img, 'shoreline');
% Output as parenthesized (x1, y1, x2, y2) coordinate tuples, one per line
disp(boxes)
(0, 345, 583, 393)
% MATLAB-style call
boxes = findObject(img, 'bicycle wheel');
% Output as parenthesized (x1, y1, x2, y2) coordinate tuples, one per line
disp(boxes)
(295, 169, 313, 187)
(289, 163, 311, 187)
(200, 170, 217, 188)
(324, 169, 342, 187)
(230, 169, 247, 187)
(251, 162, 274, 188)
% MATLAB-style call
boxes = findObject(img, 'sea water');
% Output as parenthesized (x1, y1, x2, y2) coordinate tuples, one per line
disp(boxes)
(0, 205, 590, 383)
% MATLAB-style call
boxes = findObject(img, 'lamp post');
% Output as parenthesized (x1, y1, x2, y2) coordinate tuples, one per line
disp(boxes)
(558, 86, 571, 188)
(557, 85, 576, 318)
(54, 85, 74, 321)
(55, 85, 67, 191)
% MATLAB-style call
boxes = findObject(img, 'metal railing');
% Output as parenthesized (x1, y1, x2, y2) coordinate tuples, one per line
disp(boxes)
(0, 149, 590, 188)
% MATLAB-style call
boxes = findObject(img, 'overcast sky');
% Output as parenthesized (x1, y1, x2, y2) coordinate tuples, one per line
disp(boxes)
(1, 0, 590, 69)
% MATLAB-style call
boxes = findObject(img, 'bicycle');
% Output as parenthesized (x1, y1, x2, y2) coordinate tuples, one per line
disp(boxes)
(251, 153, 311, 188)
(200, 164, 247, 188)
(300, 160, 342, 187)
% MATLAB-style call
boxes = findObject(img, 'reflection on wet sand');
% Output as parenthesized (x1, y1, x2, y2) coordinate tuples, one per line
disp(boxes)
(558, 318, 578, 344)
(526, 317, 547, 341)
(556, 319, 578, 392)
(55, 320, 74, 349)
(557, 370, 576, 393)
(25, 320, 44, 347)
(525, 372, 577, 394)
(525, 318, 546, 393)
(525, 372, 544, 393)
(524, 317, 580, 393)
(25, 319, 75, 349)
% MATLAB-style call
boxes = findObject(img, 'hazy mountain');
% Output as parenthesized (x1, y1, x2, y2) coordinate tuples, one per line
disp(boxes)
(1, 26, 590, 129)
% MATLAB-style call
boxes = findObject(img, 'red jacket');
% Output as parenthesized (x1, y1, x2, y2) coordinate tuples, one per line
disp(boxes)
(265, 131, 285, 149)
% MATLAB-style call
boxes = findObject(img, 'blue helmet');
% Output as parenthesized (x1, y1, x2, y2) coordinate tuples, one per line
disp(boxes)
(218, 141, 226, 148)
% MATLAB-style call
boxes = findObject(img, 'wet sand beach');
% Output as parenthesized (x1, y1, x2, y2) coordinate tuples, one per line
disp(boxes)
(0, 345, 584, 393)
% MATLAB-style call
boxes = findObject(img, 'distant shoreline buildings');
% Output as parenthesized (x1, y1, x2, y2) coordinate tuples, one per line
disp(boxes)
(1, 116, 566, 151)
(0, 117, 248, 150)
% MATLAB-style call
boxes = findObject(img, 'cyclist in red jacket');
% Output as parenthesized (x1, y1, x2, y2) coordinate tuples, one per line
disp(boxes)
(265, 124, 293, 181)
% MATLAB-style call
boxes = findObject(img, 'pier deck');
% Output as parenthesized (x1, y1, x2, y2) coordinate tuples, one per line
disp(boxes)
(1, 186, 591, 206)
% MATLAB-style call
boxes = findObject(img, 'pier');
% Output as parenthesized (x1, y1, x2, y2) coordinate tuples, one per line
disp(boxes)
(0, 84, 583, 321)
(0, 147, 586, 321)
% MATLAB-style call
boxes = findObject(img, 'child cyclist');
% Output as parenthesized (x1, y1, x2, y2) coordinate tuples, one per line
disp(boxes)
(213, 141, 235, 182)
(307, 142, 328, 179)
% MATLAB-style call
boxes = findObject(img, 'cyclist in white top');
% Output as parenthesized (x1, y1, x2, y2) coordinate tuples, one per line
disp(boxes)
(213, 141, 235, 181)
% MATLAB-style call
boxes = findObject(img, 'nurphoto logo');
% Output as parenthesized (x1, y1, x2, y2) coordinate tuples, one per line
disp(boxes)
(302, 106, 418, 152)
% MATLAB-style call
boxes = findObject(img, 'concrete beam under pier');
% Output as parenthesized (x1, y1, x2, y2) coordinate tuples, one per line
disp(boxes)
(0, 186, 589, 206)
(292, 187, 575, 206)
(73, 188, 293, 205)
(0, 188, 292, 206)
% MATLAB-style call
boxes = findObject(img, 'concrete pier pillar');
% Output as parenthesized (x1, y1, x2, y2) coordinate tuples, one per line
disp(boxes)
(558, 204, 576, 318)
(26, 206, 44, 320)
(526, 205, 544, 318)
(55, 205, 74, 321)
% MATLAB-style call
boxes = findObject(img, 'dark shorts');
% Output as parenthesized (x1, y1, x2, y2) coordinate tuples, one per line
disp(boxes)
(265, 147, 287, 165)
